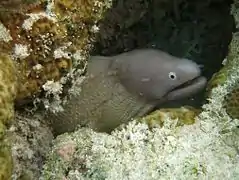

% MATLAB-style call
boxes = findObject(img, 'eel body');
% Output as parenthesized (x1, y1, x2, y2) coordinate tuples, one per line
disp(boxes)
(47, 49, 207, 135)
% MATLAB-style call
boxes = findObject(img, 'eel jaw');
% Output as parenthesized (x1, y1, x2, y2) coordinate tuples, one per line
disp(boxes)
(166, 76, 207, 101)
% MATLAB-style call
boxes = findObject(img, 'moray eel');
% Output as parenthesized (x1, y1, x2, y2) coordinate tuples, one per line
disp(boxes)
(48, 49, 207, 135)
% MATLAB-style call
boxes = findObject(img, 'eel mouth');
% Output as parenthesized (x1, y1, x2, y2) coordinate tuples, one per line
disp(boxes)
(166, 76, 207, 101)
(173, 76, 203, 90)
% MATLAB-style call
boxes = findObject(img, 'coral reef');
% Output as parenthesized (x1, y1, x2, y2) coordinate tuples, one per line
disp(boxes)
(220, 19, 239, 119)
(0, 0, 112, 107)
(42, 97, 239, 179)
(0, 0, 113, 179)
(0, 54, 17, 180)
(207, 1, 239, 119)
(3, 0, 238, 179)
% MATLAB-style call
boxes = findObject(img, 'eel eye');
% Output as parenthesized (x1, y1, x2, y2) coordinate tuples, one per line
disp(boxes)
(169, 72, 177, 80)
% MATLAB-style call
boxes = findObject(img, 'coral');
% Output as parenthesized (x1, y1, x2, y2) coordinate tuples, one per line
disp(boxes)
(0, 0, 112, 107)
(42, 108, 239, 180)
(206, 0, 239, 119)
(220, 18, 239, 119)
(0, 54, 17, 125)
(0, 54, 17, 180)
(0, 139, 12, 180)
(139, 106, 200, 129)
(0, 0, 112, 179)
(9, 112, 53, 180)
(223, 85, 239, 119)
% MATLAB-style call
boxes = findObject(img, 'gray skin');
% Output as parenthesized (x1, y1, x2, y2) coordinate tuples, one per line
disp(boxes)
(47, 49, 207, 135)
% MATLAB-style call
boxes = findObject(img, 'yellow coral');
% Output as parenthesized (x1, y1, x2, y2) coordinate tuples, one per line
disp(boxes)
(0, 54, 17, 180)
(0, 54, 17, 124)
(0, 138, 12, 180)
(139, 106, 201, 128)
(223, 86, 239, 119)
(206, 35, 239, 120)
(0, 0, 111, 105)
(206, 65, 229, 97)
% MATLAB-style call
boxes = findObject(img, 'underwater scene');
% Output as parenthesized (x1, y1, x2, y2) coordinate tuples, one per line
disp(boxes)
(0, 0, 238, 179)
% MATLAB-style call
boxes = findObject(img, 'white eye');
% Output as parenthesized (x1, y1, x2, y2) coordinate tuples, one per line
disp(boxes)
(168, 72, 177, 80)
